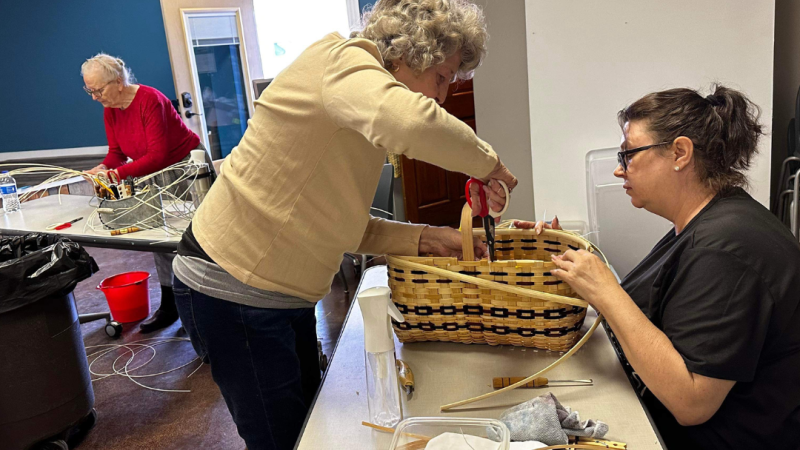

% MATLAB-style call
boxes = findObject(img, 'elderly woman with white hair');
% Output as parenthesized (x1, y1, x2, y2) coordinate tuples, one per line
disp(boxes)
(171, 0, 517, 448)
(82, 53, 204, 333)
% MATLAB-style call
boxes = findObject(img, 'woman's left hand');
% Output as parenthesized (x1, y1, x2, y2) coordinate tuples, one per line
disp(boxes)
(512, 216, 561, 234)
(550, 249, 622, 309)
(419, 226, 487, 260)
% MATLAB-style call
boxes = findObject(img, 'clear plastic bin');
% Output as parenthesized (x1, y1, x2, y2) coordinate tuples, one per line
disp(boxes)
(585, 147, 672, 278)
(389, 417, 510, 450)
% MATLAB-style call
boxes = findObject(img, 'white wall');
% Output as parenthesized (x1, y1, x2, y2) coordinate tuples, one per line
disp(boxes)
(473, 0, 535, 221)
(771, 0, 800, 202)
(524, 0, 775, 224)
(254, 1, 351, 79)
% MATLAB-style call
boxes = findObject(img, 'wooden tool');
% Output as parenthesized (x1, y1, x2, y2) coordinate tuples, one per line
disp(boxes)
(569, 436, 627, 449)
(110, 226, 141, 236)
(396, 359, 414, 398)
(94, 176, 116, 199)
(492, 376, 593, 389)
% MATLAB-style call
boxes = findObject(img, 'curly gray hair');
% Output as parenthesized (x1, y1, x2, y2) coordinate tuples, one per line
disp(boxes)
(353, 0, 488, 80)
(81, 53, 136, 86)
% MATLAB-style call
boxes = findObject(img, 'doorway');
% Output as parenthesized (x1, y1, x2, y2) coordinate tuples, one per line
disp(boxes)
(160, 0, 263, 161)
(182, 10, 253, 158)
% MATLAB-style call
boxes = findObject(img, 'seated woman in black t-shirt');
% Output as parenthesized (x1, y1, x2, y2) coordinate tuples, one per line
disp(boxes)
(518, 85, 800, 450)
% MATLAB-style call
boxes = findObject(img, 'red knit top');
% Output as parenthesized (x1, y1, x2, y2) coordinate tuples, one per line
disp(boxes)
(102, 85, 200, 179)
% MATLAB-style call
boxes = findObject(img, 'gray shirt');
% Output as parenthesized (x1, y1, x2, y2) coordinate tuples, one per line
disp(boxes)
(173, 254, 314, 309)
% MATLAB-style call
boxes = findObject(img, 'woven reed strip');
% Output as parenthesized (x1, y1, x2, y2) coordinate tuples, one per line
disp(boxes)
(439, 313, 602, 411)
(386, 256, 588, 308)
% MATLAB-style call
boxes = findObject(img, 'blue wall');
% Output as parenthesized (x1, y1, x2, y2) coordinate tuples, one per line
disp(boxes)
(0, 0, 175, 153)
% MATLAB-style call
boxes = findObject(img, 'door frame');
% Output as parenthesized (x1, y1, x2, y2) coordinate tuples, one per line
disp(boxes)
(345, 0, 362, 33)
(179, 7, 256, 153)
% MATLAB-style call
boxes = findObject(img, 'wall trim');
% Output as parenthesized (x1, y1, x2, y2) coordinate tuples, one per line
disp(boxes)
(0, 146, 108, 161)
(346, 0, 361, 33)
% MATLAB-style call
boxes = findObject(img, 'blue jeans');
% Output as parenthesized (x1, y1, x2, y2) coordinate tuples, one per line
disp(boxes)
(173, 276, 321, 450)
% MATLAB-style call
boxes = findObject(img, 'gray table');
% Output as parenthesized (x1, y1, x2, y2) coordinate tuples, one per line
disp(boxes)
(0, 195, 185, 252)
(296, 266, 665, 449)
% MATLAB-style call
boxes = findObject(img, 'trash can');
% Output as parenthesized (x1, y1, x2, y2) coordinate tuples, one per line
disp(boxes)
(0, 234, 99, 450)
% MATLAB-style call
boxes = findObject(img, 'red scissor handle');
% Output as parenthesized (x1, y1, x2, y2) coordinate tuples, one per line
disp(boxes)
(465, 178, 511, 219)
(465, 178, 489, 217)
(107, 170, 121, 185)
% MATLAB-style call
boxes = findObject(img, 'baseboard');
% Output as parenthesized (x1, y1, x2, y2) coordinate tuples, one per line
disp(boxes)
(0, 146, 108, 161)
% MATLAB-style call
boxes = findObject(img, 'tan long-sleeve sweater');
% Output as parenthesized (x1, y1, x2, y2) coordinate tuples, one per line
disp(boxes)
(193, 32, 499, 302)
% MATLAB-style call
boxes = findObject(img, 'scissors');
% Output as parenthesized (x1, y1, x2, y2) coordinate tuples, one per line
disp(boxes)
(465, 178, 510, 261)
(106, 170, 121, 185)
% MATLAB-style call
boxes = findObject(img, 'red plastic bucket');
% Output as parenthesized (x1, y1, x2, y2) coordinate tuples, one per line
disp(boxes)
(96, 271, 151, 323)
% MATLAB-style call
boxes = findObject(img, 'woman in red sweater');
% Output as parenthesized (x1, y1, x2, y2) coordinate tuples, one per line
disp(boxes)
(82, 53, 202, 333)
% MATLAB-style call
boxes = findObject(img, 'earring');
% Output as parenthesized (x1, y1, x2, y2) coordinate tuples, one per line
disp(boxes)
(674, 166, 680, 171)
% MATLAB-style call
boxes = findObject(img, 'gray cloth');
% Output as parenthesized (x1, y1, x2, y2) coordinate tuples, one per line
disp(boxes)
(154, 252, 175, 287)
(172, 255, 314, 309)
(493, 392, 608, 445)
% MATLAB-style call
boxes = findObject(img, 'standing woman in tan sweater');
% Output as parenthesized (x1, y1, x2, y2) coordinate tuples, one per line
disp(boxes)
(172, 1, 517, 448)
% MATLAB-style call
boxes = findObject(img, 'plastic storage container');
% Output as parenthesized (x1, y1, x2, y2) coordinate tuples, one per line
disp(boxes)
(586, 147, 672, 278)
(389, 417, 510, 450)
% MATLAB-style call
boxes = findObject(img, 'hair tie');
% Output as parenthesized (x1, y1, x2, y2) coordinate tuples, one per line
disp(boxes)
(706, 94, 723, 107)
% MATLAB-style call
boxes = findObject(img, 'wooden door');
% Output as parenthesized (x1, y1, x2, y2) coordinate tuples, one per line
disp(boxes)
(401, 80, 476, 227)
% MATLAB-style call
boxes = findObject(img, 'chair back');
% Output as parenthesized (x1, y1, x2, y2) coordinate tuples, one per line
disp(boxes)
(371, 163, 394, 219)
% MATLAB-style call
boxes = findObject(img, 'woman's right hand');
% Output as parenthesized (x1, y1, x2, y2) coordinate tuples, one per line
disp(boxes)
(468, 159, 518, 220)
(484, 159, 518, 192)
(84, 164, 108, 176)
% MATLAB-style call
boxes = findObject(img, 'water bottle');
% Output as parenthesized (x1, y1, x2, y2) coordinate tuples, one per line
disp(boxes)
(0, 171, 20, 213)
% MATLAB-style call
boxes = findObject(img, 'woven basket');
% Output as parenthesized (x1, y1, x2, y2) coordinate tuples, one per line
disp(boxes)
(385, 204, 595, 351)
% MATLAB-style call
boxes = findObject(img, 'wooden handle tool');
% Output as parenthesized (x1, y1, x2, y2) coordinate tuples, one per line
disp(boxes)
(492, 376, 593, 389)
(110, 226, 141, 236)
(396, 359, 414, 398)
(570, 436, 627, 449)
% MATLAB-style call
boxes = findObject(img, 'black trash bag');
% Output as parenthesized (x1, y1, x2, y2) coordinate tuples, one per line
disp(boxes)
(0, 233, 98, 314)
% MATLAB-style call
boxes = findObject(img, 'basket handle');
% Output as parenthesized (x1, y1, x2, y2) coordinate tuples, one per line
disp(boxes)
(460, 203, 475, 261)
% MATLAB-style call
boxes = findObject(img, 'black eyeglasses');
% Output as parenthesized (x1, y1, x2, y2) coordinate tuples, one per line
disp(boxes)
(617, 142, 671, 172)
(83, 80, 115, 99)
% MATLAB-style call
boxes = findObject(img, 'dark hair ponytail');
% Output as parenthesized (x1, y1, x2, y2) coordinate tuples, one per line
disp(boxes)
(618, 84, 763, 192)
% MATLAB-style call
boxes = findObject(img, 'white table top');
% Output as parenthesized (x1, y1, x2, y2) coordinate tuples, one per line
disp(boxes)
(0, 195, 186, 252)
(296, 266, 664, 450)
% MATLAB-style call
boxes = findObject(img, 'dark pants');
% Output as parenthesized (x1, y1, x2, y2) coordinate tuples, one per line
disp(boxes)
(173, 276, 321, 450)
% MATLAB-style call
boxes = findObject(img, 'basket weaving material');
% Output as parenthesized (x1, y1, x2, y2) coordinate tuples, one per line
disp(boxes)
(386, 205, 594, 351)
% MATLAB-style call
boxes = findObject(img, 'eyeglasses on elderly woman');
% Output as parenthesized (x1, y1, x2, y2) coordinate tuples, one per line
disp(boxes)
(617, 141, 671, 172)
(83, 80, 116, 98)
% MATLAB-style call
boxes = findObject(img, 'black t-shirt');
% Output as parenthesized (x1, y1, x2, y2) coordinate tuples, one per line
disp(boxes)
(177, 222, 214, 263)
(620, 188, 800, 450)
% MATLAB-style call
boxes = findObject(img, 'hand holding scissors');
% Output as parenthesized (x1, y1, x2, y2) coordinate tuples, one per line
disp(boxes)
(465, 178, 510, 261)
